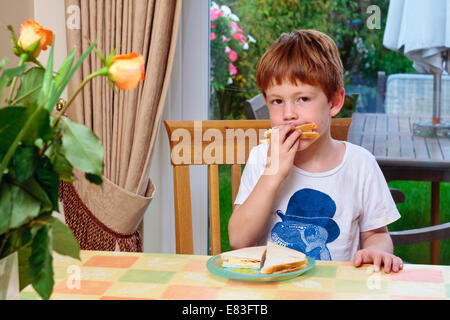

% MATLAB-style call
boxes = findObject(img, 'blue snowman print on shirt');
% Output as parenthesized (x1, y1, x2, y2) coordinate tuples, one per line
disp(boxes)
(270, 188, 340, 261)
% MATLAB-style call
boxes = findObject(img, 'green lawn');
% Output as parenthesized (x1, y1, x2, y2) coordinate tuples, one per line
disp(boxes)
(217, 165, 449, 265)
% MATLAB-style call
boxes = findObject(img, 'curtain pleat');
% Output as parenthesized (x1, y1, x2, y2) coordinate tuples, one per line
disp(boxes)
(62, 0, 182, 251)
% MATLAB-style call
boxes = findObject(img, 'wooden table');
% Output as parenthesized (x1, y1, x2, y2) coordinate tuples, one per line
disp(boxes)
(19, 250, 450, 300)
(348, 113, 450, 264)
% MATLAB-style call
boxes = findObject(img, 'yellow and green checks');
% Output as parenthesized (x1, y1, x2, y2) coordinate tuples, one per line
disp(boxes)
(20, 250, 450, 300)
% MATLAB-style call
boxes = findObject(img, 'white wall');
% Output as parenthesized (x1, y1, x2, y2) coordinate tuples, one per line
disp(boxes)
(144, 0, 210, 254)
(34, 0, 68, 100)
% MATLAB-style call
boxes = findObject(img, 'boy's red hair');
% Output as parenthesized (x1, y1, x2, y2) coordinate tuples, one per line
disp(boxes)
(256, 29, 344, 101)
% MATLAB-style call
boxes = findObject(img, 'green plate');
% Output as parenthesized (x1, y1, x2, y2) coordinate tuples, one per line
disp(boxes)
(206, 255, 315, 282)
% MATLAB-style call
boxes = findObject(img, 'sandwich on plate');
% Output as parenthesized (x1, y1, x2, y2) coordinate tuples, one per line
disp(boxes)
(220, 242, 308, 274)
(260, 123, 319, 144)
(220, 245, 267, 269)
(260, 241, 307, 274)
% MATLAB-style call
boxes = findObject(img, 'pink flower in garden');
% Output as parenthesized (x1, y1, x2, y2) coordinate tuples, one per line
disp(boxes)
(211, 23, 216, 28)
(229, 51, 238, 62)
(229, 21, 243, 33)
(229, 63, 237, 75)
(225, 46, 238, 62)
(210, 32, 216, 41)
(222, 35, 229, 42)
(210, 8, 224, 21)
(232, 32, 247, 46)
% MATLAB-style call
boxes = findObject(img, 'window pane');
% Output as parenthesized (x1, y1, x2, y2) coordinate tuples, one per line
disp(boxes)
(209, 0, 414, 120)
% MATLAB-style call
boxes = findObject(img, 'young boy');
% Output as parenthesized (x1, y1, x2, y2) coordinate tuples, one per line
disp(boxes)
(229, 29, 403, 273)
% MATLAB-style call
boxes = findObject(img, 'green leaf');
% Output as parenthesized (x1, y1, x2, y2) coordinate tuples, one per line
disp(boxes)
(17, 178, 53, 214)
(13, 145, 38, 182)
(0, 182, 12, 235)
(18, 245, 33, 290)
(0, 65, 26, 104)
(46, 141, 74, 182)
(38, 37, 55, 107)
(0, 57, 8, 72)
(1, 225, 32, 259)
(35, 158, 60, 211)
(14, 67, 45, 106)
(9, 185, 41, 229)
(84, 172, 103, 186)
(0, 107, 26, 154)
(62, 117, 104, 177)
(21, 106, 55, 145)
(29, 225, 54, 300)
(54, 48, 75, 89)
(44, 216, 80, 260)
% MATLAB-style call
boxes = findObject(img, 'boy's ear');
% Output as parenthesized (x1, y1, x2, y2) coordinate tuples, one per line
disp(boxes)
(329, 88, 346, 117)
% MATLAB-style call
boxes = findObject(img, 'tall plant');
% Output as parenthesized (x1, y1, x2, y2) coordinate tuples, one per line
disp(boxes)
(0, 20, 145, 300)
(209, 1, 255, 119)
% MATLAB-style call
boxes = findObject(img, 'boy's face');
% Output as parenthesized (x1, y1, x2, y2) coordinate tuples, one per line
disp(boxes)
(264, 80, 344, 151)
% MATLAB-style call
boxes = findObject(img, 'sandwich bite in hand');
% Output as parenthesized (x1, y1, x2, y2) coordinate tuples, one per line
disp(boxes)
(260, 123, 319, 144)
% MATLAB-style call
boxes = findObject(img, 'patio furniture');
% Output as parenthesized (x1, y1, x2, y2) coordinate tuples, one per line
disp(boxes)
(384, 73, 450, 116)
(348, 112, 450, 264)
(164, 119, 352, 256)
(19, 250, 450, 300)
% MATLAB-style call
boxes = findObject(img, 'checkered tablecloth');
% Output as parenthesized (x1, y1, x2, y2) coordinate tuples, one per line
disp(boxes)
(19, 250, 450, 300)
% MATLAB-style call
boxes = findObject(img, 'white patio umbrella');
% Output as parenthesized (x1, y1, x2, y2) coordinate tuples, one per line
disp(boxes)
(383, 0, 450, 127)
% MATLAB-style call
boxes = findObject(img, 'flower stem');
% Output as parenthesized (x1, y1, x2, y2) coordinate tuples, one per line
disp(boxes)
(6, 53, 28, 105)
(52, 67, 108, 128)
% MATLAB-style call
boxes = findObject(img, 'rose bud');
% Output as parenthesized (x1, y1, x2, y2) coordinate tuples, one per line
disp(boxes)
(108, 53, 145, 90)
(18, 19, 53, 58)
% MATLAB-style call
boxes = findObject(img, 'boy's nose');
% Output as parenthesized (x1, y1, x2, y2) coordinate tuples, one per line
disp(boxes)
(283, 102, 298, 120)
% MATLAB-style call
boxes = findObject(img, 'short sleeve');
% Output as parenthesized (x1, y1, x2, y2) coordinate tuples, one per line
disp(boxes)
(359, 155, 401, 232)
(233, 144, 268, 205)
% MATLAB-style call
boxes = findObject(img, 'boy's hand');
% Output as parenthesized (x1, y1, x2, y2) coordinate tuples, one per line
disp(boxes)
(264, 124, 301, 182)
(353, 247, 403, 273)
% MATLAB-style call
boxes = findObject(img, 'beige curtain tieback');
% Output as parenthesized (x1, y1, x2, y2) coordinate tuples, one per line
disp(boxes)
(60, 169, 155, 252)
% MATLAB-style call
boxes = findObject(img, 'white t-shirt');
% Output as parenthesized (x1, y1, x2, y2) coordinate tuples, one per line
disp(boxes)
(233, 141, 400, 261)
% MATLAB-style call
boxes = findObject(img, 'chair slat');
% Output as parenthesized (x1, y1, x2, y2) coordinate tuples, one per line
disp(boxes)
(208, 164, 221, 255)
(231, 164, 242, 204)
(173, 165, 194, 254)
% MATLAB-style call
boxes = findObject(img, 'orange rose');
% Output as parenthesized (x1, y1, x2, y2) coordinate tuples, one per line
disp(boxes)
(108, 53, 145, 90)
(18, 19, 53, 58)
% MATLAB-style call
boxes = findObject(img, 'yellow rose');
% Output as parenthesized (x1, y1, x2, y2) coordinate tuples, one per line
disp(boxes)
(108, 53, 145, 90)
(18, 19, 53, 58)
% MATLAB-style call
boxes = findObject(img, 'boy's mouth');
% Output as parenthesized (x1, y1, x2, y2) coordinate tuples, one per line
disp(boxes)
(261, 123, 319, 144)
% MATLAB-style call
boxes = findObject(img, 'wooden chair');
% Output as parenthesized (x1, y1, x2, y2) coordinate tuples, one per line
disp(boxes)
(164, 118, 350, 255)
(164, 119, 450, 257)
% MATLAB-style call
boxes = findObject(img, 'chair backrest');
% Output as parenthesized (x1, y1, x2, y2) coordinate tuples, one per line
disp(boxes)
(244, 94, 268, 119)
(164, 118, 352, 255)
(390, 223, 450, 246)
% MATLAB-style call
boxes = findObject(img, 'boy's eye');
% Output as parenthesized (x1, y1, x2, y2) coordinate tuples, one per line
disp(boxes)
(271, 99, 282, 105)
(297, 97, 309, 102)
